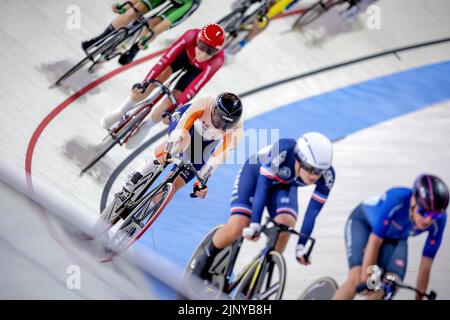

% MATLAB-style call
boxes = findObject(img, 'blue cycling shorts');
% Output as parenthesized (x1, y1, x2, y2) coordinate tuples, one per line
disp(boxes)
(229, 157, 298, 220)
(345, 204, 407, 280)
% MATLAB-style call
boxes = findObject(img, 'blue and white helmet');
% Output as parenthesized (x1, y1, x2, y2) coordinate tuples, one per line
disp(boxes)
(295, 132, 333, 171)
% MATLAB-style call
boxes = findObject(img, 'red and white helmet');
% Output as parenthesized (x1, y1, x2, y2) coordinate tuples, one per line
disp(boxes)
(198, 23, 225, 50)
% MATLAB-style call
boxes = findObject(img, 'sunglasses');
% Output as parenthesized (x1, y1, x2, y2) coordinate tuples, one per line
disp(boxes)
(300, 161, 326, 176)
(211, 110, 233, 130)
(417, 206, 444, 219)
(197, 40, 219, 56)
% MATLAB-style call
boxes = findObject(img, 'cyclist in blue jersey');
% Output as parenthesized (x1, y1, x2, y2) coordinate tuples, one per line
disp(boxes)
(192, 132, 335, 278)
(333, 174, 449, 300)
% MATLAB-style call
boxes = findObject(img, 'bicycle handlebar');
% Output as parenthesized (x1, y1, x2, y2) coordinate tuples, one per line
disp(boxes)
(136, 79, 179, 111)
(152, 155, 208, 197)
(384, 274, 437, 300)
(116, 2, 153, 34)
(116, 1, 139, 15)
(256, 218, 316, 261)
(356, 271, 437, 300)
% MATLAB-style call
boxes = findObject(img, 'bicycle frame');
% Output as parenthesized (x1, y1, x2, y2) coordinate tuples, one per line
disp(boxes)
(291, 0, 347, 30)
(219, 1, 268, 35)
(109, 156, 208, 253)
(108, 70, 185, 145)
(213, 218, 315, 299)
(130, 156, 207, 211)
(87, 1, 173, 64)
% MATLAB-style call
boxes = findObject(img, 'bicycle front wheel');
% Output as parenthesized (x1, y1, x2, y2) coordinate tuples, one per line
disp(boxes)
(233, 251, 286, 300)
(109, 183, 174, 254)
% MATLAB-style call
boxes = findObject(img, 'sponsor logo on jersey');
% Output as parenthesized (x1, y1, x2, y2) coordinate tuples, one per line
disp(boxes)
(395, 259, 405, 268)
(281, 197, 290, 204)
(324, 169, 334, 190)
(278, 166, 291, 179)
(271, 150, 287, 169)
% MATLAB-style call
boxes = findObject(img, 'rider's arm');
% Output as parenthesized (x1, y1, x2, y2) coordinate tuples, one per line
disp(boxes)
(176, 53, 225, 106)
(360, 233, 383, 284)
(416, 214, 446, 299)
(198, 119, 244, 181)
(144, 29, 196, 81)
(360, 190, 406, 283)
(422, 213, 446, 259)
(166, 97, 206, 154)
(298, 167, 335, 245)
(416, 256, 433, 300)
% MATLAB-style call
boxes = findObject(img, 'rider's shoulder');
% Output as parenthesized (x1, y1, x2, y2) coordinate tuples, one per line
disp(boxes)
(183, 28, 201, 41)
(276, 138, 297, 150)
(380, 187, 412, 206)
(317, 166, 336, 190)
(211, 50, 226, 66)
(386, 187, 412, 199)
(194, 96, 215, 110)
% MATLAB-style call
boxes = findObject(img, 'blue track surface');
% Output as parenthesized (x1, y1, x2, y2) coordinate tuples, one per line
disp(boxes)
(142, 60, 450, 298)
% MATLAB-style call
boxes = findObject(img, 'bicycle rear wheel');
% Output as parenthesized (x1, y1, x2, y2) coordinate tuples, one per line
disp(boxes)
(181, 225, 230, 299)
(297, 276, 338, 300)
(233, 251, 286, 300)
(108, 183, 174, 255)
(80, 106, 149, 175)
(184, 225, 224, 276)
(55, 29, 128, 86)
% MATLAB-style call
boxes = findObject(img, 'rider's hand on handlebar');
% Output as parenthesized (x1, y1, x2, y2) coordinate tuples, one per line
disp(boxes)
(132, 80, 150, 93)
(242, 223, 261, 241)
(295, 244, 311, 266)
(155, 151, 172, 165)
(355, 282, 370, 296)
(193, 181, 208, 199)
(112, 3, 121, 13)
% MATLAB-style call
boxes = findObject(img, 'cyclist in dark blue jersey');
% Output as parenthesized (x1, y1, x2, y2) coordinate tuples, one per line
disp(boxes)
(192, 132, 335, 278)
(333, 174, 449, 300)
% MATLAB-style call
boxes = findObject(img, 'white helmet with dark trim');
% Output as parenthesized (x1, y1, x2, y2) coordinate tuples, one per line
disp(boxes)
(295, 132, 333, 175)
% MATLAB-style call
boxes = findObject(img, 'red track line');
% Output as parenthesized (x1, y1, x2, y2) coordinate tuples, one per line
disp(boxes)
(25, 49, 165, 191)
(273, 8, 305, 20)
(24, 10, 305, 191)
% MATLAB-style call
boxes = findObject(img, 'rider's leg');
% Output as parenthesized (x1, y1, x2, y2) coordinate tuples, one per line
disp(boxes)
(121, 104, 192, 191)
(100, 66, 173, 129)
(332, 204, 371, 299)
(273, 214, 296, 252)
(269, 186, 298, 253)
(148, 62, 202, 125)
(82, 0, 149, 51)
(118, 17, 163, 65)
(149, 90, 182, 124)
(192, 214, 250, 279)
(143, 0, 199, 44)
(120, 0, 199, 65)
(123, 87, 179, 149)
(213, 215, 251, 249)
(367, 239, 407, 300)
(332, 266, 362, 300)
(212, 160, 260, 250)
(121, 143, 164, 193)
(111, 0, 149, 29)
